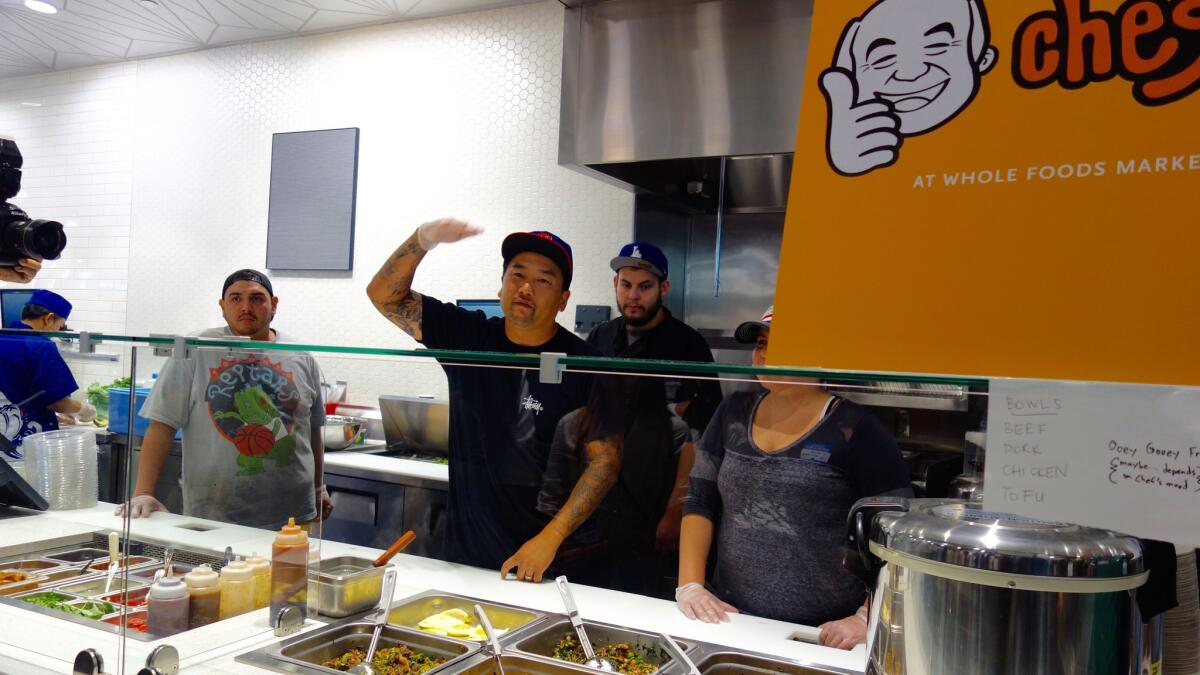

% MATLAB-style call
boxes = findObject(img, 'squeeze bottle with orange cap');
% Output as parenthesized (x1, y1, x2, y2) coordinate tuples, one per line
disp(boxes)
(270, 517, 309, 624)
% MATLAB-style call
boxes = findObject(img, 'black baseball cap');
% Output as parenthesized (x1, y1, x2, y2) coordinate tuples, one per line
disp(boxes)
(501, 230, 574, 289)
(735, 305, 774, 343)
(222, 269, 274, 297)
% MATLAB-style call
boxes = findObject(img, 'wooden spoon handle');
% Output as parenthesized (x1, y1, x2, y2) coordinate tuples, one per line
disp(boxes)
(373, 530, 416, 567)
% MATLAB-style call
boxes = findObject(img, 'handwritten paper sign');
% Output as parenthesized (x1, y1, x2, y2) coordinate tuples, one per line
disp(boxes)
(985, 378, 1200, 546)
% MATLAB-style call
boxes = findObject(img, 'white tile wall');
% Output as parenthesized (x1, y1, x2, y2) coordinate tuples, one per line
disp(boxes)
(1, 1, 634, 404)
(0, 64, 137, 386)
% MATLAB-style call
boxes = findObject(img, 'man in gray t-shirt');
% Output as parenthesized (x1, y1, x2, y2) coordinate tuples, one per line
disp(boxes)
(115, 269, 333, 529)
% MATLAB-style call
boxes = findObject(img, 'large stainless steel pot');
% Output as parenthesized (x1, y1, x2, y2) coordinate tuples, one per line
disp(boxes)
(846, 498, 1147, 675)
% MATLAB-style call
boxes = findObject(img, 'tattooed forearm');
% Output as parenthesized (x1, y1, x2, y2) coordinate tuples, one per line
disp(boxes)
(548, 438, 620, 539)
(367, 231, 428, 340)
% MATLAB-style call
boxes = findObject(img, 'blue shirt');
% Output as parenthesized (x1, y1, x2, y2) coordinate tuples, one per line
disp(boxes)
(0, 321, 78, 454)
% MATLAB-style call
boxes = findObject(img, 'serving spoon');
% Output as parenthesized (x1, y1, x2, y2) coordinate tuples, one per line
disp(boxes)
(554, 576, 613, 672)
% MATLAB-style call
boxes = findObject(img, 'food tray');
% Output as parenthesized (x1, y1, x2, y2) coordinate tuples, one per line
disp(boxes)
(130, 563, 194, 581)
(0, 559, 59, 571)
(44, 548, 109, 564)
(41, 568, 98, 584)
(275, 622, 474, 674)
(314, 556, 387, 618)
(57, 577, 148, 598)
(513, 618, 694, 675)
(62, 598, 123, 620)
(92, 555, 155, 571)
(455, 653, 598, 674)
(0, 573, 46, 596)
(679, 651, 855, 675)
(386, 590, 544, 643)
(98, 586, 150, 608)
(102, 610, 149, 634)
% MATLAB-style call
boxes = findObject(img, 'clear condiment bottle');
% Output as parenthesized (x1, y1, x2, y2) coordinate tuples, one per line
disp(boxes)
(270, 517, 309, 625)
(218, 556, 255, 620)
(146, 575, 189, 637)
(245, 553, 271, 609)
(184, 564, 220, 629)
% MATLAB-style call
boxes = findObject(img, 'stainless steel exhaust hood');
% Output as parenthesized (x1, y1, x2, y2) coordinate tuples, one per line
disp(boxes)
(558, 0, 812, 212)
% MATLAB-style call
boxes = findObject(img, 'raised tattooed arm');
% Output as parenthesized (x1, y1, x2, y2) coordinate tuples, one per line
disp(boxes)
(366, 219, 483, 342)
(366, 230, 427, 341)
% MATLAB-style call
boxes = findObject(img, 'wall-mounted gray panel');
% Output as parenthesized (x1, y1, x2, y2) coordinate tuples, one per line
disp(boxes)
(266, 127, 359, 271)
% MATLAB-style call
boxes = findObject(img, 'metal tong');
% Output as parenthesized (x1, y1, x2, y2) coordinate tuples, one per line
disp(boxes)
(474, 604, 506, 675)
(554, 576, 613, 672)
(659, 633, 700, 675)
(348, 566, 397, 675)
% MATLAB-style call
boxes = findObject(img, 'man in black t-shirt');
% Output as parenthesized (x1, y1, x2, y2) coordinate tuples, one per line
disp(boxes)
(583, 241, 722, 597)
(367, 219, 621, 581)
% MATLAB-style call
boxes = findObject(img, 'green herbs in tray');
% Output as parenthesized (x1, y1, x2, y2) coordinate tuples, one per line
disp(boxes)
(21, 592, 115, 620)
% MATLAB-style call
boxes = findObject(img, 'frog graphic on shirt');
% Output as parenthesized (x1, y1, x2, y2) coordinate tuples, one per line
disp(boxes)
(206, 356, 301, 476)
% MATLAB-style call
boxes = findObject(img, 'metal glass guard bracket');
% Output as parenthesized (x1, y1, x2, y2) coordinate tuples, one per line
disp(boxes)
(150, 334, 192, 360)
(61, 331, 119, 363)
(540, 352, 566, 384)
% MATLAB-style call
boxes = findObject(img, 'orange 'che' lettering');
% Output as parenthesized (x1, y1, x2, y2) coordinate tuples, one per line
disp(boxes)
(1013, 0, 1200, 105)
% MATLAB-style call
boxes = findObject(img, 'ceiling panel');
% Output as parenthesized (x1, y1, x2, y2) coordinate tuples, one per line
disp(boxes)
(0, 0, 541, 79)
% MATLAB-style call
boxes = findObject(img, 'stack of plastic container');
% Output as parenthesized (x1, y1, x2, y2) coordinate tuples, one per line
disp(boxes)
(23, 428, 98, 510)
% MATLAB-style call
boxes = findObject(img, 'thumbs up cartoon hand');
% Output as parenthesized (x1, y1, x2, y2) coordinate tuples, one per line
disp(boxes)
(820, 68, 902, 176)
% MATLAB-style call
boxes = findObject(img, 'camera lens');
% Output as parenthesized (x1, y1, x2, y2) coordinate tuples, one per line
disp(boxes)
(1, 217, 66, 261)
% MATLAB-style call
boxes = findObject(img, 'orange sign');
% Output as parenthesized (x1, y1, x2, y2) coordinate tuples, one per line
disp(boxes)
(772, 0, 1200, 385)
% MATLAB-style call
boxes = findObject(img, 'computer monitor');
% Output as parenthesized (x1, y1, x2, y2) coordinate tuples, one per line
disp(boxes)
(455, 298, 503, 320)
(0, 290, 34, 329)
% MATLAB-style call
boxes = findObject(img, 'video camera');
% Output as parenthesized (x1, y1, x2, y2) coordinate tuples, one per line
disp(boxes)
(0, 136, 66, 267)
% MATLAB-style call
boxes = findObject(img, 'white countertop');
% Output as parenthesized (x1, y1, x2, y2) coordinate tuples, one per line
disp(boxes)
(0, 505, 866, 674)
(323, 451, 450, 485)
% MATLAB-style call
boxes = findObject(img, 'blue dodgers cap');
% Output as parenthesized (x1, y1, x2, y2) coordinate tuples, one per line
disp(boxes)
(501, 230, 574, 289)
(610, 241, 668, 279)
(27, 289, 71, 320)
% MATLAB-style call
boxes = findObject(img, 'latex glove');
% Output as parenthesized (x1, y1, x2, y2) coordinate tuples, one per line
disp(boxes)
(75, 401, 97, 424)
(500, 529, 563, 584)
(0, 257, 42, 284)
(676, 582, 738, 623)
(655, 505, 682, 553)
(113, 495, 168, 518)
(416, 218, 483, 251)
(316, 485, 334, 520)
(818, 608, 868, 650)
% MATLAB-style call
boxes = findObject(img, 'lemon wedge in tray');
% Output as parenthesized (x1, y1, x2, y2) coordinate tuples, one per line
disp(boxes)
(417, 608, 506, 641)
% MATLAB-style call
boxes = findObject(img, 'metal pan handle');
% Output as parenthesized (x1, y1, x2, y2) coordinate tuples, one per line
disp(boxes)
(844, 496, 909, 587)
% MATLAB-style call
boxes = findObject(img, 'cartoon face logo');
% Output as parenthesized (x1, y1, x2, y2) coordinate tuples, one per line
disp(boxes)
(206, 356, 302, 476)
(821, 0, 998, 176)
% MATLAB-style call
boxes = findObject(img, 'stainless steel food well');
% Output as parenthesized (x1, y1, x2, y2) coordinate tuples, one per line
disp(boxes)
(57, 577, 148, 598)
(512, 618, 694, 674)
(314, 556, 388, 618)
(679, 651, 857, 675)
(237, 621, 476, 675)
(454, 653, 599, 674)
(43, 548, 110, 564)
(386, 590, 544, 643)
